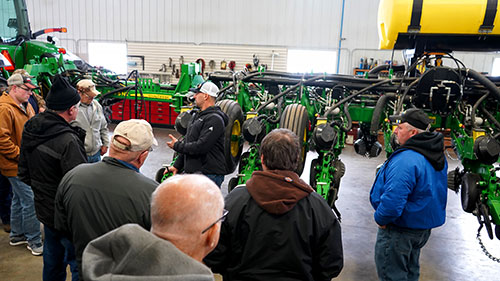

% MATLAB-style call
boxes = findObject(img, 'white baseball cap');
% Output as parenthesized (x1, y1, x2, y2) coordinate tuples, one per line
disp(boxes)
(194, 81, 219, 97)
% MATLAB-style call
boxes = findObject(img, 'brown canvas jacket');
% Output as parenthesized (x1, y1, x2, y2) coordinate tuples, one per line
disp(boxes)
(0, 92, 35, 176)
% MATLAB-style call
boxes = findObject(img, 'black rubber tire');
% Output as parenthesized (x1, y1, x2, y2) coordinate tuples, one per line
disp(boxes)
(217, 100, 244, 174)
(461, 173, 482, 213)
(310, 158, 319, 190)
(279, 104, 309, 175)
(447, 169, 460, 193)
(238, 152, 250, 173)
(155, 168, 166, 183)
(327, 159, 345, 208)
(228, 177, 239, 193)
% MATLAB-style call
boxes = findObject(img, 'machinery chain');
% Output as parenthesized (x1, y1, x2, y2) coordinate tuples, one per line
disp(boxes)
(477, 227, 500, 263)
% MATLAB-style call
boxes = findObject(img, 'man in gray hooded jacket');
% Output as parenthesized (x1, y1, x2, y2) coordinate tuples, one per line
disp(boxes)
(82, 174, 225, 281)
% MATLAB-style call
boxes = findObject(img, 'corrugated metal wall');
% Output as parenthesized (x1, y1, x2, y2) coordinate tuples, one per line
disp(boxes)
(25, 0, 499, 74)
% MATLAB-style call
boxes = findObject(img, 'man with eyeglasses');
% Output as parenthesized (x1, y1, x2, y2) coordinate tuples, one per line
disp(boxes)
(0, 73, 42, 256)
(82, 174, 223, 281)
(19, 74, 87, 281)
(72, 79, 109, 163)
(204, 128, 344, 281)
(54, 119, 159, 280)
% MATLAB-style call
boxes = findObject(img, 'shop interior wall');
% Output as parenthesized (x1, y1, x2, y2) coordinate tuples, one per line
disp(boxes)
(26, 0, 499, 75)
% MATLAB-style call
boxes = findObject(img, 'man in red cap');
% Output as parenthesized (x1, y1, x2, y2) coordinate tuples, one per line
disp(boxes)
(0, 73, 42, 256)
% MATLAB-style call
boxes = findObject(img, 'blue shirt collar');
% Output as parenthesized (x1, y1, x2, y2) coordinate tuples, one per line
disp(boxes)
(115, 159, 140, 173)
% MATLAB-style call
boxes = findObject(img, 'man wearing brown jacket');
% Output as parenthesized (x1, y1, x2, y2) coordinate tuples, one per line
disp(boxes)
(0, 73, 43, 255)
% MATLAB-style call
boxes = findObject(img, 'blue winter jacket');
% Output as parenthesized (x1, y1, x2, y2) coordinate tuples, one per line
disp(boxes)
(370, 132, 448, 229)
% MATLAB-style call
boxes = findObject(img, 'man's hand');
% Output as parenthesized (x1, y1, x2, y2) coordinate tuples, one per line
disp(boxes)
(100, 146, 108, 156)
(377, 224, 386, 229)
(166, 134, 178, 149)
(164, 166, 178, 175)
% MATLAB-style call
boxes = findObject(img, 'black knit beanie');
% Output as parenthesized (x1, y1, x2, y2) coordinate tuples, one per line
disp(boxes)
(46, 75, 80, 111)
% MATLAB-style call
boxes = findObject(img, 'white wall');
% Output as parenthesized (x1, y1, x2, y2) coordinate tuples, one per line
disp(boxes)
(25, 0, 499, 74)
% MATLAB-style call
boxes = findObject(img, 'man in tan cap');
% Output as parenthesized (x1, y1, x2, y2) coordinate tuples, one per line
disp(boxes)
(54, 119, 159, 278)
(72, 79, 109, 163)
(0, 72, 42, 256)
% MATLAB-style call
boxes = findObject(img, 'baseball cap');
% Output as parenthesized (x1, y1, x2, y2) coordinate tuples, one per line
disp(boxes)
(389, 108, 431, 130)
(112, 119, 158, 152)
(191, 81, 219, 97)
(76, 79, 100, 97)
(7, 73, 38, 89)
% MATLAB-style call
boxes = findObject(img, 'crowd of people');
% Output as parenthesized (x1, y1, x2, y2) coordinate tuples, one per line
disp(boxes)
(0, 73, 448, 281)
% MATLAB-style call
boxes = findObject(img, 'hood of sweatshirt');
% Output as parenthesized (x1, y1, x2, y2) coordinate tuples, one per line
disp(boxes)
(83, 224, 214, 281)
(22, 110, 86, 151)
(246, 170, 314, 215)
(399, 131, 445, 170)
(198, 106, 228, 127)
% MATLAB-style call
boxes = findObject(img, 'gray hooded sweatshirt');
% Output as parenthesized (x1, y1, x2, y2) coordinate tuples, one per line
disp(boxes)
(83, 224, 215, 281)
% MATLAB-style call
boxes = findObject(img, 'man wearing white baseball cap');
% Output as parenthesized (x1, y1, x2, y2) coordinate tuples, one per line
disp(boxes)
(166, 81, 228, 187)
(54, 119, 159, 277)
(72, 79, 109, 163)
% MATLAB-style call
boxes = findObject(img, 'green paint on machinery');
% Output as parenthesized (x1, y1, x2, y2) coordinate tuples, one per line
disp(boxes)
(4, 0, 500, 248)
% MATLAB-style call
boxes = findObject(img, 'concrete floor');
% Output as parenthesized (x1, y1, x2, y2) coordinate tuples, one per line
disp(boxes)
(1, 125, 499, 280)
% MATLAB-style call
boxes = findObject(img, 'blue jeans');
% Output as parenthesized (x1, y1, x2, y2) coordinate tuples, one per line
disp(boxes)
(0, 174, 12, 224)
(8, 177, 42, 245)
(375, 225, 431, 281)
(43, 226, 78, 281)
(87, 150, 101, 163)
(205, 174, 224, 187)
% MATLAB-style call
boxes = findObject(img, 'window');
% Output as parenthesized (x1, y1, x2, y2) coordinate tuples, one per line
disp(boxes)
(287, 49, 337, 74)
(88, 42, 127, 75)
(492, 58, 500, 76)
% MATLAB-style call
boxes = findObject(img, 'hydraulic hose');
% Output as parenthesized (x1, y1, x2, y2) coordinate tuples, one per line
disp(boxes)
(370, 92, 396, 135)
(471, 92, 490, 129)
(463, 68, 500, 102)
(368, 64, 405, 74)
(322, 78, 401, 118)
(480, 105, 500, 131)
(255, 75, 326, 113)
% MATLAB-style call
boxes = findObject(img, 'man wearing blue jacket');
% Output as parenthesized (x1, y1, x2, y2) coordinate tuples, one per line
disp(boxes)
(370, 108, 447, 281)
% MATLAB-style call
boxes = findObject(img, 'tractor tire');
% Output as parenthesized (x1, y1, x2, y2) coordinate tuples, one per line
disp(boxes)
(280, 104, 309, 175)
(461, 173, 482, 213)
(217, 99, 244, 174)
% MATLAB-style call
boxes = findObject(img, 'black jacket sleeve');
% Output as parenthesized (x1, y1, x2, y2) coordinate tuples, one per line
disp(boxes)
(173, 114, 224, 155)
(17, 138, 30, 186)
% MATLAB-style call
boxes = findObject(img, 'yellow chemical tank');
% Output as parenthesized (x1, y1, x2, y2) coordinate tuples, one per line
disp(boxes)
(378, 0, 500, 51)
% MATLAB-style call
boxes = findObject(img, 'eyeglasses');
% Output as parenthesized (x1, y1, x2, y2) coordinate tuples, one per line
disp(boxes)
(201, 209, 228, 234)
(18, 86, 33, 92)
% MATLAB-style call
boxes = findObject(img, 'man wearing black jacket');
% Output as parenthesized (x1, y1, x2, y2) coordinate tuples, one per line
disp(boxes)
(166, 81, 228, 187)
(204, 128, 344, 281)
(19, 75, 86, 281)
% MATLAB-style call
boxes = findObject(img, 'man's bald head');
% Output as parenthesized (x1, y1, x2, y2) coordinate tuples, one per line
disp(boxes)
(150, 174, 224, 261)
